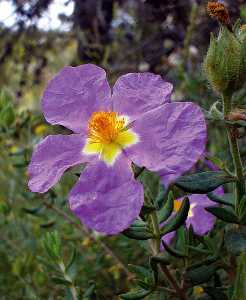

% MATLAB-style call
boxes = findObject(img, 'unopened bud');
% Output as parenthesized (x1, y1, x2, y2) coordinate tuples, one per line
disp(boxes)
(203, 26, 242, 94)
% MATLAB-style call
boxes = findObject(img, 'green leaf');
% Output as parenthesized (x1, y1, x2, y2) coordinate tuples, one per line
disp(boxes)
(51, 276, 72, 286)
(186, 265, 218, 285)
(238, 195, 246, 224)
(161, 240, 187, 258)
(175, 171, 235, 194)
(204, 287, 228, 300)
(225, 229, 246, 255)
(205, 206, 238, 223)
(83, 282, 96, 298)
(0, 105, 15, 127)
(207, 192, 234, 207)
(43, 231, 62, 261)
(66, 248, 77, 273)
(123, 227, 154, 240)
(0, 89, 12, 109)
(40, 219, 56, 228)
(231, 252, 246, 300)
(141, 204, 156, 214)
(133, 165, 160, 203)
(22, 205, 43, 215)
(120, 289, 152, 299)
(160, 197, 190, 236)
(157, 191, 174, 223)
(131, 219, 147, 227)
(176, 226, 187, 253)
(150, 255, 170, 267)
(128, 264, 152, 280)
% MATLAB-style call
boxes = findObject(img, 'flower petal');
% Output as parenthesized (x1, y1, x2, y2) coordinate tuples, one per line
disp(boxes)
(42, 64, 111, 133)
(112, 73, 173, 118)
(161, 231, 176, 246)
(69, 157, 144, 235)
(28, 134, 88, 193)
(186, 204, 216, 235)
(124, 102, 207, 187)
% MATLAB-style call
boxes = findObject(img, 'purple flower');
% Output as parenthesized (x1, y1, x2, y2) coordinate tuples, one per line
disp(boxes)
(162, 186, 224, 245)
(28, 64, 207, 235)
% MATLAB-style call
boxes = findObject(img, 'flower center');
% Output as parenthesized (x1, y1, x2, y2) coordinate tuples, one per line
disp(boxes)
(83, 111, 139, 166)
(88, 111, 125, 144)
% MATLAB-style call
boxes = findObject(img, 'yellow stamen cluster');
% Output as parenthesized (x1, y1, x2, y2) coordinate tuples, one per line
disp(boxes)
(207, 2, 230, 25)
(88, 111, 125, 144)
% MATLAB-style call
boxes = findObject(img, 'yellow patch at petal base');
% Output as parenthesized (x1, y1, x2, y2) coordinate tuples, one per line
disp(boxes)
(83, 129, 139, 165)
(174, 199, 196, 217)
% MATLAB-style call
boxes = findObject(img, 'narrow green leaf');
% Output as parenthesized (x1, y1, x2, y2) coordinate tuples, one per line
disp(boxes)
(204, 287, 228, 300)
(207, 192, 235, 207)
(150, 254, 170, 266)
(186, 265, 218, 285)
(120, 289, 152, 300)
(157, 191, 174, 223)
(225, 229, 246, 255)
(135, 167, 160, 202)
(0, 105, 15, 127)
(238, 195, 246, 224)
(175, 171, 234, 194)
(161, 240, 187, 258)
(160, 197, 190, 236)
(231, 252, 246, 300)
(51, 276, 72, 286)
(123, 227, 154, 240)
(40, 219, 56, 228)
(83, 282, 96, 297)
(66, 248, 77, 273)
(131, 219, 147, 227)
(205, 206, 238, 223)
(128, 264, 152, 280)
(22, 205, 43, 215)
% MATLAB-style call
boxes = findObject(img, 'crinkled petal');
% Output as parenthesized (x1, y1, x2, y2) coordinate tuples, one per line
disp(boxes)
(28, 134, 88, 193)
(42, 64, 111, 133)
(112, 73, 173, 118)
(69, 156, 144, 235)
(124, 102, 207, 186)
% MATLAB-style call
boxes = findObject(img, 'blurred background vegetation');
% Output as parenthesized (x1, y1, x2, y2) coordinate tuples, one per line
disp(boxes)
(1, 0, 246, 299)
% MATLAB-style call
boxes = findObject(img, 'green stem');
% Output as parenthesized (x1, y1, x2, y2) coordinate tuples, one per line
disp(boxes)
(223, 93, 245, 212)
(149, 211, 188, 300)
(150, 211, 161, 254)
(59, 262, 78, 300)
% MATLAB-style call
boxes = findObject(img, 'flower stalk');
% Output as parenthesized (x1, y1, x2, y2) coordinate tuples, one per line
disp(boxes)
(149, 210, 188, 300)
(223, 92, 245, 211)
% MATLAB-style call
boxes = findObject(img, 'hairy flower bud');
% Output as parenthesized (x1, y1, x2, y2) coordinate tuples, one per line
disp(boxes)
(203, 26, 246, 94)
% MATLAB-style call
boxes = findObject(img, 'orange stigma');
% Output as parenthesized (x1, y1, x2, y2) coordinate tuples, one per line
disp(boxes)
(88, 111, 125, 144)
(207, 2, 230, 25)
